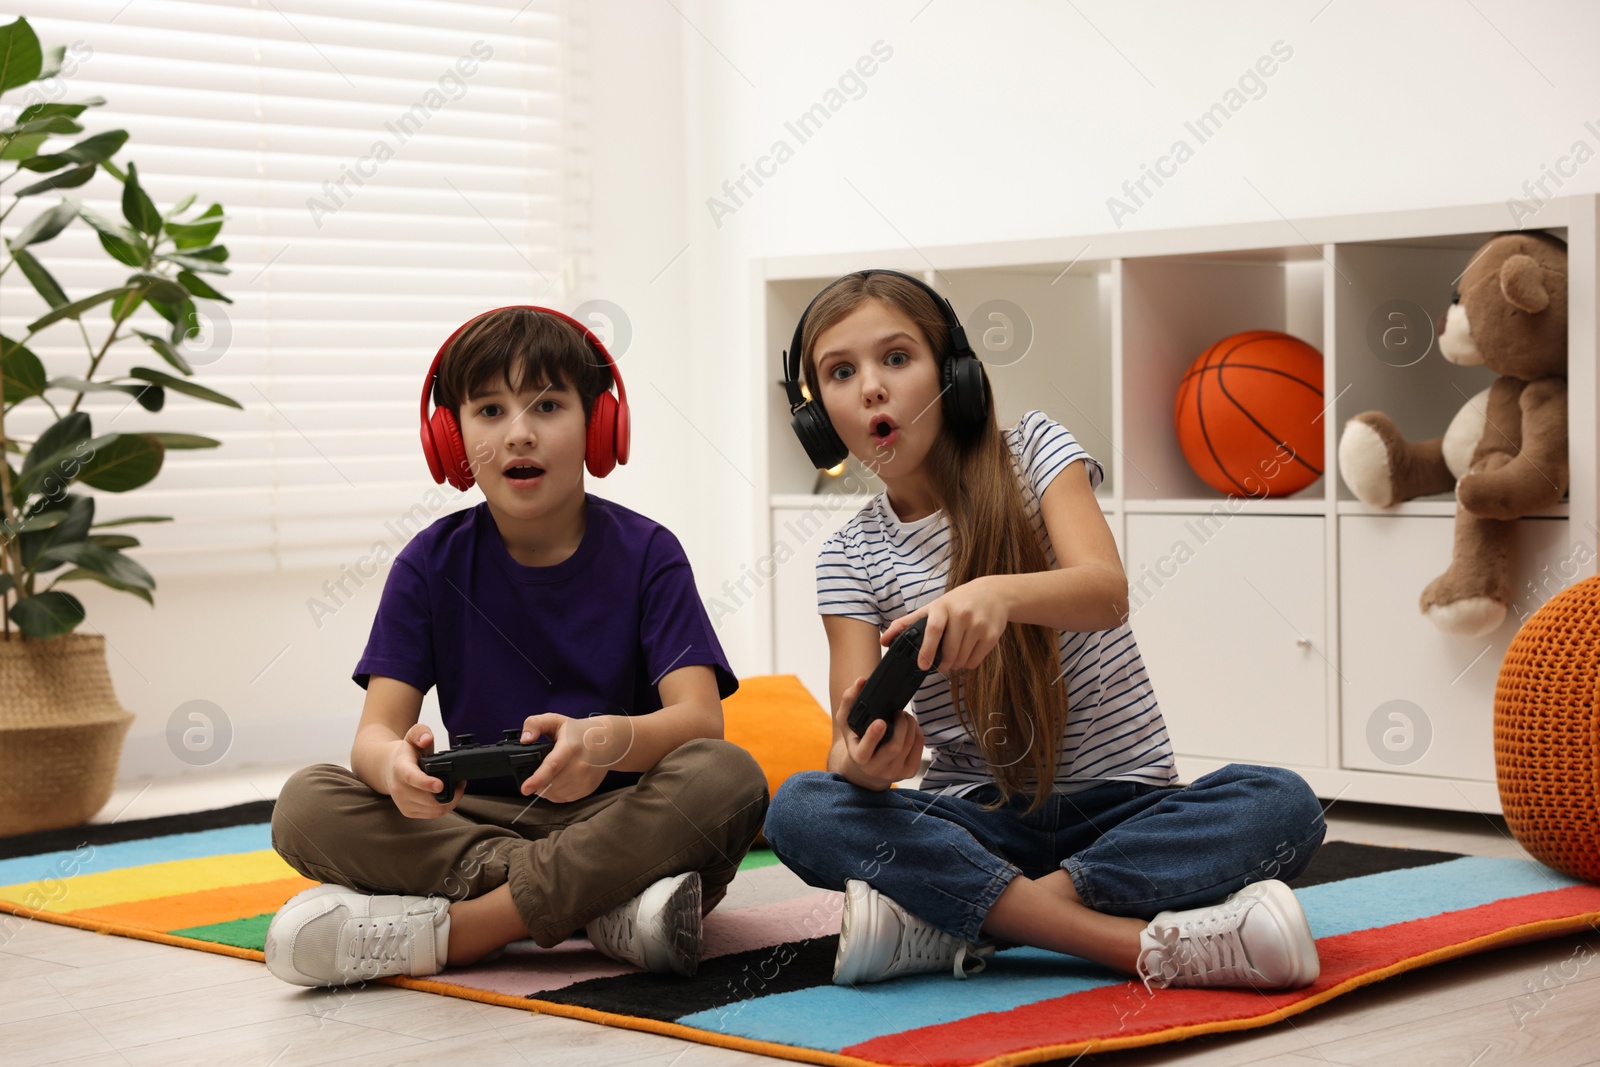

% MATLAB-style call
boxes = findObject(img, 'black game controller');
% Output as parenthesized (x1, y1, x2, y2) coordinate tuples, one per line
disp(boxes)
(418, 731, 555, 802)
(848, 618, 941, 744)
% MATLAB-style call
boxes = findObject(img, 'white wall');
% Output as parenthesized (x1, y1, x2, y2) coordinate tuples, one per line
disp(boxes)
(52, 1, 1600, 779)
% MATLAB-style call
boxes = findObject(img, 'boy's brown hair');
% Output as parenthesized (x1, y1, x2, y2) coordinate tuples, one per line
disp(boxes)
(433, 308, 613, 419)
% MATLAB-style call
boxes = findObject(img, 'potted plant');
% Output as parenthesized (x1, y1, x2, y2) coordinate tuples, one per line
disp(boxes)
(1, 17, 242, 835)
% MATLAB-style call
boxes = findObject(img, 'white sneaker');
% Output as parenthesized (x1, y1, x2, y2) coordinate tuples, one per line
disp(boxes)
(264, 883, 451, 987)
(585, 871, 702, 976)
(1136, 879, 1319, 991)
(833, 879, 994, 986)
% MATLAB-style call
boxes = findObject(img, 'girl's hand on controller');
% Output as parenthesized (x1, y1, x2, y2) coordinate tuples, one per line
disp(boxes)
(389, 723, 464, 818)
(881, 578, 1008, 672)
(516, 713, 613, 803)
(836, 676, 924, 789)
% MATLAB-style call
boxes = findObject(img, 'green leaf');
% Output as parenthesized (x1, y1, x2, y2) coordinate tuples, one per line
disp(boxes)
(18, 129, 128, 172)
(11, 247, 68, 307)
(178, 243, 228, 262)
(0, 510, 65, 538)
(176, 269, 230, 303)
(165, 193, 196, 219)
(14, 427, 97, 501)
(18, 494, 93, 571)
(14, 99, 101, 124)
(90, 515, 172, 528)
(144, 432, 219, 449)
(13, 163, 95, 198)
(53, 566, 153, 606)
(86, 533, 139, 549)
(39, 542, 155, 591)
(128, 367, 241, 409)
(165, 204, 224, 250)
(77, 433, 164, 492)
(121, 161, 161, 236)
(151, 296, 200, 346)
(133, 329, 192, 374)
(0, 131, 46, 161)
(8, 200, 77, 248)
(156, 252, 230, 275)
(1, 335, 48, 403)
(77, 205, 147, 267)
(26, 286, 130, 332)
(10, 115, 81, 137)
(9, 591, 86, 638)
(0, 18, 44, 93)
(48, 379, 164, 413)
(111, 287, 144, 321)
(18, 412, 90, 485)
(0, 334, 47, 404)
(129, 272, 188, 305)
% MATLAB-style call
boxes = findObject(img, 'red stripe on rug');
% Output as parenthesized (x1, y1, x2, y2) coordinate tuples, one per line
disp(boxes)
(844, 884, 1600, 1066)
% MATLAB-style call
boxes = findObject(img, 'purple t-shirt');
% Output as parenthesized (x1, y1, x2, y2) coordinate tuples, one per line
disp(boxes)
(354, 494, 737, 796)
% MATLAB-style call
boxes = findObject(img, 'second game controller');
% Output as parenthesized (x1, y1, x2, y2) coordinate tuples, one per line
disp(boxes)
(848, 618, 941, 744)
(418, 731, 555, 802)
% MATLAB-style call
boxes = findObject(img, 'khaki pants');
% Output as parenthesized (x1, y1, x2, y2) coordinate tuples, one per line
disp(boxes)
(270, 738, 769, 948)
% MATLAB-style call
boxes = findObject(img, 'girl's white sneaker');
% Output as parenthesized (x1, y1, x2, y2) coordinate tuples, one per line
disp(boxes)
(264, 883, 451, 987)
(833, 879, 994, 985)
(1136, 879, 1320, 990)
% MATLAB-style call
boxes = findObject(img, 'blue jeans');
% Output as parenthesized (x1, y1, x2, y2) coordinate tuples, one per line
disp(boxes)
(763, 764, 1326, 944)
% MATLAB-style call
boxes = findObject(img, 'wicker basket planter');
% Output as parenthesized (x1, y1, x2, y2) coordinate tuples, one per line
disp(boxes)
(0, 633, 134, 837)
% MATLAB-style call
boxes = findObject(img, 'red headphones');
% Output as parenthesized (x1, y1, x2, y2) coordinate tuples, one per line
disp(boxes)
(419, 305, 631, 490)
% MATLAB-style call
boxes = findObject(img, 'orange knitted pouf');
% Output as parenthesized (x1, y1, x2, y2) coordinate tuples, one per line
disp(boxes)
(1495, 574, 1600, 882)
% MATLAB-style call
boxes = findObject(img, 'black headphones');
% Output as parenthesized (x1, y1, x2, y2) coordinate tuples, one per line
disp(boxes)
(780, 269, 991, 470)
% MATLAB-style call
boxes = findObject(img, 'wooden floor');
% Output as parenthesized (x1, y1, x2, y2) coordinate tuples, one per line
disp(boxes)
(7, 769, 1598, 1067)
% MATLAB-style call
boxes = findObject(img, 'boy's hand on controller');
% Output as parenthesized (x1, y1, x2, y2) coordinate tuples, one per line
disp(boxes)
(516, 713, 617, 804)
(882, 579, 1007, 672)
(389, 723, 464, 818)
(836, 676, 924, 788)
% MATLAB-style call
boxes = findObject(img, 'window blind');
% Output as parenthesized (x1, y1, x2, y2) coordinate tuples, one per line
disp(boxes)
(0, 0, 584, 573)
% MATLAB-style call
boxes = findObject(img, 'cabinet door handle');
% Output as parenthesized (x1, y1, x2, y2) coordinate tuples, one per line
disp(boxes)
(1295, 637, 1312, 649)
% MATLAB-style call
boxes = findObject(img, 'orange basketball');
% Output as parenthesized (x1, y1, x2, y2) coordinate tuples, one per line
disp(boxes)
(1173, 330, 1324, 498)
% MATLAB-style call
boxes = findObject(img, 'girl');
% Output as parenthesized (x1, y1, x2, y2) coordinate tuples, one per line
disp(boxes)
(763, 270, 1327, 990)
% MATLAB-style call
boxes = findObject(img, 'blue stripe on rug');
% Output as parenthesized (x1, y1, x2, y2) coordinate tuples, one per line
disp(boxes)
(0, 824, 272, 887)
(1296, 856, 1581, 939)
(678, 951, 1120, 1051)
(679, 856, 1578, 1051)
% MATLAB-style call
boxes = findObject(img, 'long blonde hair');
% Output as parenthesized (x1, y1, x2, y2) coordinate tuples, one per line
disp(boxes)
(800, 273, 1070, 811)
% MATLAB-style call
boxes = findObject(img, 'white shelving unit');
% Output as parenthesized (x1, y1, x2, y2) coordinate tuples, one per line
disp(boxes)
(749, 197, 1599, 814)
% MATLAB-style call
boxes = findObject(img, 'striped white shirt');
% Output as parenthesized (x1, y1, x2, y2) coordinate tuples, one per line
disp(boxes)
(816, 410, 1177, 798)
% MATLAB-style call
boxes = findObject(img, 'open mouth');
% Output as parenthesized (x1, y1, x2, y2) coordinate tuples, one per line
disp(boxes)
(870, 416, 897, 443)
(504, 464, 545, 480)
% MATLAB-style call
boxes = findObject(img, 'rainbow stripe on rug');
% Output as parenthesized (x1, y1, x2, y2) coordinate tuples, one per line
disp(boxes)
(2, 801, 1598, 1066)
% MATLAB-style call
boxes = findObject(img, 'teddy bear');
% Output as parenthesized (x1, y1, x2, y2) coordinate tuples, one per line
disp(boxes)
(1337, 231, 1568, 638)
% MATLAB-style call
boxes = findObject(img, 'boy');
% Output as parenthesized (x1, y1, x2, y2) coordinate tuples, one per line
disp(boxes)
(265, 307, 768, 987)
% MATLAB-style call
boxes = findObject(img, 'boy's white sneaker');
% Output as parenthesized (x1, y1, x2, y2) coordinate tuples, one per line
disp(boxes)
(264, 883, 451, 987)
(1136, 879, 1320, 990)
(833, 879, 994, 985)
(585, 871, 702, 976)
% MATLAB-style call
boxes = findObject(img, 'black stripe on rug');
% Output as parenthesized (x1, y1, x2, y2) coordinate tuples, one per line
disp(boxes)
(0, 800, 278, 860)
(1286, 840, 1463, 889)
(532, 937, 838, 1021)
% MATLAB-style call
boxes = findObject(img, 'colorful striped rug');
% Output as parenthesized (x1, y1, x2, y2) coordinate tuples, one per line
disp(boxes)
(3, 801, 1598, 1066)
